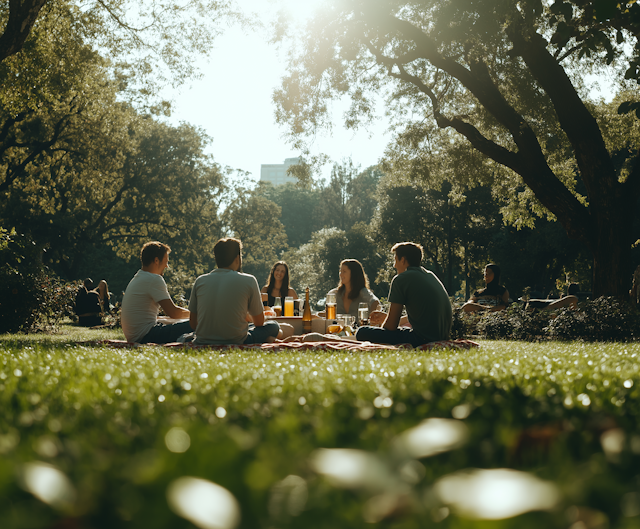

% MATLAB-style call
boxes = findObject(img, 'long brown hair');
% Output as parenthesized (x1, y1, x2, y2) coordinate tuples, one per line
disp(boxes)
(264, 261, 291, 297)
(337, 259, 369, 300)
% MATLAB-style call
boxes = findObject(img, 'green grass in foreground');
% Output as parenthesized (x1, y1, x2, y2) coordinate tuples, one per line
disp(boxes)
(1, 326, 640, 528)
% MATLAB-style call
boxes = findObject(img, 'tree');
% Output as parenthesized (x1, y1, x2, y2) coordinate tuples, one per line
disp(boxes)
(1, 0, 231, 103)
(254, 181, 324, 248)
(275, 0, 640, 297)
(0, 2, 226, 278)
(224, 193, 288, 284)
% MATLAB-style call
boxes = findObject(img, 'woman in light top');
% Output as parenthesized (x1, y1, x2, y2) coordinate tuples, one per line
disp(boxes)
(261, 261, 297, 307)
(326, 259, 381, 321)
(462, 263, 510, 312)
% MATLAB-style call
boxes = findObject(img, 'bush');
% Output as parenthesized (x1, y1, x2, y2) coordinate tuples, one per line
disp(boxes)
(0, 228, 75, 333)
(547, 296, 640, 341)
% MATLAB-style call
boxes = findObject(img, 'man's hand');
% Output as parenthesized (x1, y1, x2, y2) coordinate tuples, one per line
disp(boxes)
(369, 310, 387, 325)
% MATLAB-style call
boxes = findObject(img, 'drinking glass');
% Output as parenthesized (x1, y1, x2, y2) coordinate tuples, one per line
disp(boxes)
(273, 297, 282, 317)
(326, 293, 337, 320)
(284, 296, 294, 317)
(358, 302, 369, 325)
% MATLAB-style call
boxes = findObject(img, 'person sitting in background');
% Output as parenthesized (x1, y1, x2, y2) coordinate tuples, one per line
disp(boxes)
(95, 280, 111, 313)
(189, 237, 282, 345)
(526, 283, 579, 311)
(121, 241, 192, 344)
(323, 259, 381, 323)
(75, 278, 102, 327)
(462, 264, 510, 312)
(261, 261, 297, 306)
(356, 242, 452, 346)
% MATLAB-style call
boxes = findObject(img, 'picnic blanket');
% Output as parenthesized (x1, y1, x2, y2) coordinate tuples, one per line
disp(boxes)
(90, 339, 479, 352)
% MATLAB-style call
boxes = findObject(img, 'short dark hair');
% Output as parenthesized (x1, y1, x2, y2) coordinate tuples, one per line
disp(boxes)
(392, 242, 423, 267)
(214, 238, 242, 268)
(140, 241, 170, 267)
(83, 278, 94, 289)
(568, 283, 580, 296)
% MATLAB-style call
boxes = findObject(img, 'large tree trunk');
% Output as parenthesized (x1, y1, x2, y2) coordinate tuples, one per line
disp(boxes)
(588, 199, 635, 298)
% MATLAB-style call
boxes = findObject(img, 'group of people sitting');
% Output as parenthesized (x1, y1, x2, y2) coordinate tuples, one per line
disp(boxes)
(96, 237, 585, 346)
(460, 263, 579, 313)
(117, 238, 453, 347)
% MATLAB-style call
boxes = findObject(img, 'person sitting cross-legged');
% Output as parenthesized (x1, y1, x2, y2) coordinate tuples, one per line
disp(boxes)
(189, 237, 281, 345)
(121, 241, 193, 344)
(355, 242, 452, 347)
(461, 264, 510, 312)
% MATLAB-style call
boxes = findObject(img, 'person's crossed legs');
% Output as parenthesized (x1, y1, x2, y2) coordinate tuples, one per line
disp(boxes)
(355, 326, 427, 347)
(244, 320, 280, 344)
(139, 321, 193, 344)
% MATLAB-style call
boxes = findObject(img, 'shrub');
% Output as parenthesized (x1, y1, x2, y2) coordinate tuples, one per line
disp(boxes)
(547, 296, 640, 341)
(476, 308, 515, 339)
(0, 228, 75, 333)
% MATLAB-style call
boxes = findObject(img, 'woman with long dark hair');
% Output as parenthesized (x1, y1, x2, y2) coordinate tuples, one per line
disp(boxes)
(325, 259, 380, 322)
(261, 261, 297, 307)
(462, 263, 510, 312)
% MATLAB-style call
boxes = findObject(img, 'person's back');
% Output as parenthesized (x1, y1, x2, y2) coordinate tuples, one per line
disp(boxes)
(188, 237, 280, 345)
(191, 269, 262, 344)
(121, 270, 171, 341)
(392, 266, 452, 342)
(75, 279, 102, 327)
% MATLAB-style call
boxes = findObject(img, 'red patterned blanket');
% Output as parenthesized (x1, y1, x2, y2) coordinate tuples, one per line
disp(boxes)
(90, 339, 479, 352)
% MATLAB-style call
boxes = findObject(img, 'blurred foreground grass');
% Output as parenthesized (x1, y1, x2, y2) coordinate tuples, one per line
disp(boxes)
(1, 326, 640, 528)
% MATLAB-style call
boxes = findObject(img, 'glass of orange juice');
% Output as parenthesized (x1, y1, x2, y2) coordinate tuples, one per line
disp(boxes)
(284, 296, 294, 317)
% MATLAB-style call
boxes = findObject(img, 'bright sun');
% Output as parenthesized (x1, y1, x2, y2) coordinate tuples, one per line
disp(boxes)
(278, 0, 327, 23)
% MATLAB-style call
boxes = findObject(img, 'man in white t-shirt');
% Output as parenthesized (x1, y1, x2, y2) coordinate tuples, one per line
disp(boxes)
(189, 237, 280, 345)
(121, 241, 192, 343)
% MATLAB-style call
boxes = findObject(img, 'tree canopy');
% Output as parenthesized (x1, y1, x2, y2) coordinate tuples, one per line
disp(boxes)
(275, 0, 640, 297)
(1, 0, 232, 105)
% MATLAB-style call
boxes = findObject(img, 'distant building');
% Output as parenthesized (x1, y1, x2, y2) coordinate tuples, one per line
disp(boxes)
(260, 157, 300, 186)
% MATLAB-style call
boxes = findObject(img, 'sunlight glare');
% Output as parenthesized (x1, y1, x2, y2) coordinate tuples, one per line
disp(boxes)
(167, 477, 240, 529)
(310, 448, 390, 490)
(21, 462, 76, 509)
(395, 418, 469, 459)
(435, 468, 560, 519)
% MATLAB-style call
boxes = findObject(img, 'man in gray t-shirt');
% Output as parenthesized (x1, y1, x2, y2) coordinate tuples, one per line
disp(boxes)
(356, 242, 452, 346)
(189, 238, 280, 345)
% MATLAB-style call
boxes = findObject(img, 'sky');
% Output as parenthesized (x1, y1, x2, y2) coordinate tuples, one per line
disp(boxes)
(163, 0, 391, 185)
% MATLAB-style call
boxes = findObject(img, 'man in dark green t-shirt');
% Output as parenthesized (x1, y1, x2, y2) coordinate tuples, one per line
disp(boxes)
(356, 242, 452, 346)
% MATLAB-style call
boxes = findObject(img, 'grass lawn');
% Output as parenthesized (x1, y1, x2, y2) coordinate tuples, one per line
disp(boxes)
(1, 324, 640, 528)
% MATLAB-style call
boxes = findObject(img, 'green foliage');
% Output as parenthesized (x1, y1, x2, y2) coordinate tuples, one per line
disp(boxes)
(0, 228, 75, 333)
(547, 297, 640, 341)
(1, 334, 640, 527)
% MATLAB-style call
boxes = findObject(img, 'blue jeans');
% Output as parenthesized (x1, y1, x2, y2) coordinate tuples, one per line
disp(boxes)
(140, 321, 194, 344)
(244, 320, 280, 344)
(355, 326, 429, 347)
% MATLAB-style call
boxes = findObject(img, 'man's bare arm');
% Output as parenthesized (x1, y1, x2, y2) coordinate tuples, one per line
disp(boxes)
(382, 303, 404, 331)
(158, 298, 190, 319)
(251, 311, 265, 327)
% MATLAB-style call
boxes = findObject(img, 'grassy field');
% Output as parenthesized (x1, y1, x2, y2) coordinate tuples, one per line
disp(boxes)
(1, 325, 640, 528)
